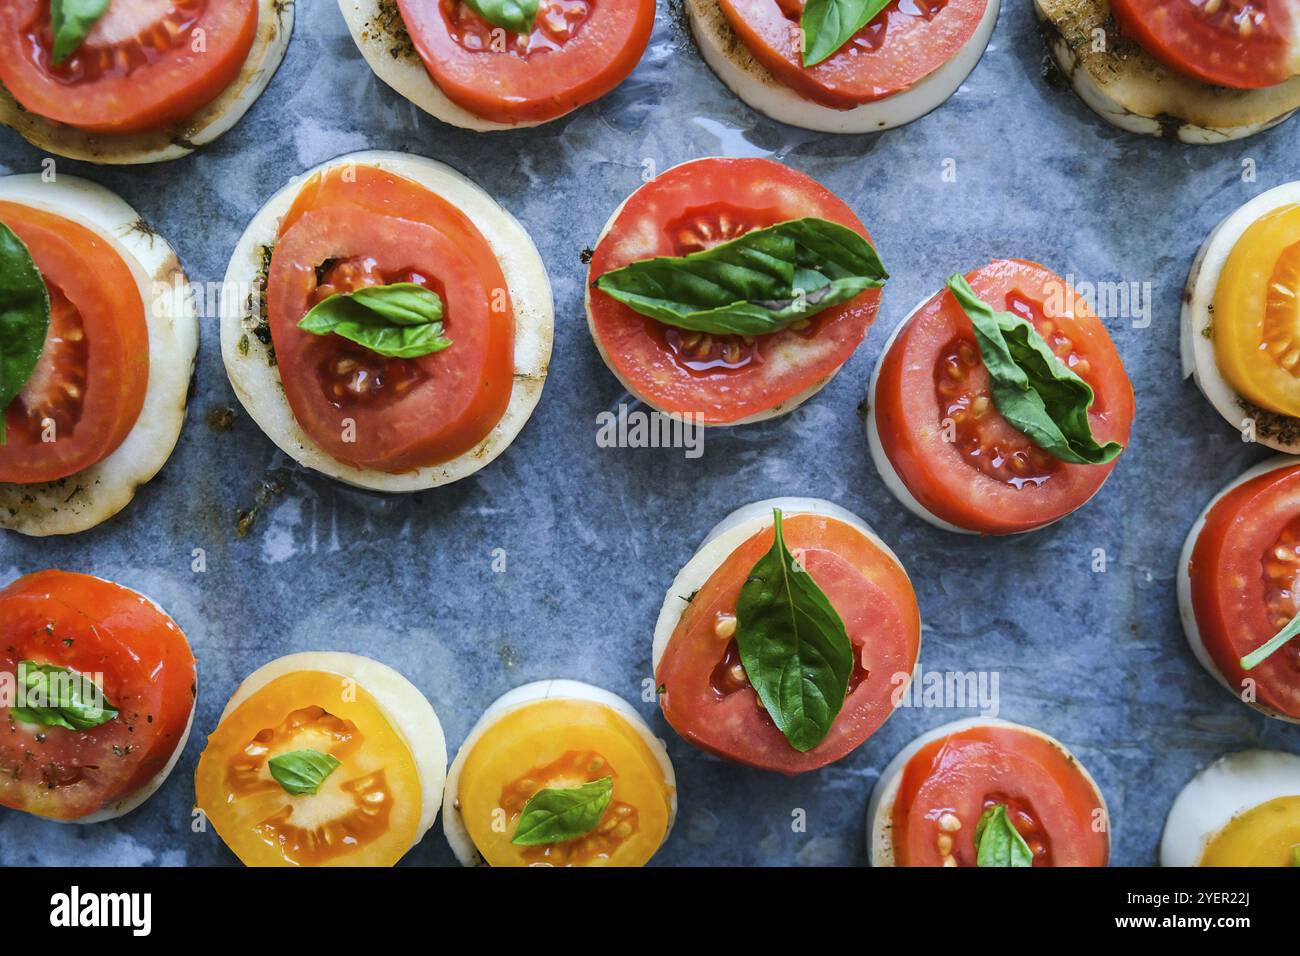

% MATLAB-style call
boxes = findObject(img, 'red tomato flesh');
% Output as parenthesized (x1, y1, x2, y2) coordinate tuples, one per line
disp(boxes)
(656, 513, 920, 774)
(267, 165, 514, 473)
(718, 0, 988, 109)
(1189, 462, 1300, 719)
(0, 0, 258, 134)
(0, 201, 148, 485)
(872, 259, 1134, 535)
(892, 724, 1109, 866)
(396, 0, 655, 124)
(0, 570, 196, 821)
(1112, 0, 1295, 90)
(588, 157, 882, 424)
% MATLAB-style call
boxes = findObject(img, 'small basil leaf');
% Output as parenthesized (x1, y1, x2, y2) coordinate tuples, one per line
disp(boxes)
(10, 661, 118, 731)
(297, 282, 452, 359)
(735, 509, 855, 753)
(594, 217, 887, 337)
(50, 0, 111, 67)
(512, 776, 614, 846)
(801, 0, 891, 68)
(975, 805, 1035, 868)
(947, 274, 1124, 466)
(463, 0, 538, 35)
(0, 221, 51, 445)
(267, 749, 341, 796)
(1292, 845, 1300, 867)
(1241, 606, 1300, 671)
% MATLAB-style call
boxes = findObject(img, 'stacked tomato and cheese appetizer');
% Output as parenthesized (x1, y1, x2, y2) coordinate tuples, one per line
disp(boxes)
(586, 157, 888, 425)
(195, 652, 446, 867)
(688, 0, 999, 133)
(653, 498, 920, 773)
(341, 0, 654, 130)
(868, 719, 1110, 867)
(868, 262, 1134, 534)
(1037, 0, 1300, 143)
(0, 0, 291, 163)
(221, 150, 553, 490)
(1185, 183, 1300, 451)
(443, 680, 676, 866)
(1179, 457, 1300, 723)
(0, 571, 197, 823)
(0, 174, 198, 536)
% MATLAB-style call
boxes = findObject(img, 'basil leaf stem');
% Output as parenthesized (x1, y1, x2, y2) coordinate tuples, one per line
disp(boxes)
(1241, 607, 1300, 671)
(10, 661, 118, 731)
(511, 776, 614, 846)
(801, 0, 891, 68)
(0, 222, 51, 445)
(297, 282, 451, 359)
(267, 749, 341, 796)
(974, 805, 1034, 868)
(51, 0, 111, 66)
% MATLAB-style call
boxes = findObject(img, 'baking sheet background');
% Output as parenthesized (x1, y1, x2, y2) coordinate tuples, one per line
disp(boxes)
(2, 1, 1297, 867)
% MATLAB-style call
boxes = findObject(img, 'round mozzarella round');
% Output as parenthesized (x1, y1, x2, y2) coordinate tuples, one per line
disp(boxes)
(0, 174, 198, 536)
(687, 0, 1000, 134)
(222, 651, 447, 841)
(442, 679, 677, 866)
(1161, 750, 1300, 867)
(220, 149, 554, 491)
(0, 0, 293, 165)
(1182, 181, 1300, 453)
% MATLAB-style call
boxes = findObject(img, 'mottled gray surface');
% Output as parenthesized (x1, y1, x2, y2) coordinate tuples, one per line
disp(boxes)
(1, 1, 1297, 867)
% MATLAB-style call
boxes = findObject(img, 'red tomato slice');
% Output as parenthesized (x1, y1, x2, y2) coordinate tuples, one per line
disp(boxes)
(0, 201, 148, 485)
(1189, 463, 1300, 719)
(396, 0, 655, 124)
(892, 724, 1109, 867)
(588, 157, 882, 424)
(0, 570, 196, 821)
(718, 0, 988, 109)
(1112, 0, 1295, 90)
(267, 166, 514, 473)
(0, 0, 258, 134)
(873, 259, 1134, 535)
(656, 513, 920, 774)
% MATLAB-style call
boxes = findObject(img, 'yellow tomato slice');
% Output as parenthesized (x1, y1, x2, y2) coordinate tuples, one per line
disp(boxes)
(195, 670, 423, 867)
(1215, 204, 1300, 417)
(1199, 795, 1300, 866)
(458, 699, 672, 867)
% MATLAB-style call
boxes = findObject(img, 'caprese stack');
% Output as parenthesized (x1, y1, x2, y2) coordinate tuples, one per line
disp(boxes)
(221, 150, 553, 491)
(653, 498, 920, 773)
(0, 174, 198, 536)
(1037, 0, 1300, 143)
(0, 0, 292, 163)
(340, 0, 655, 129)
(868, 261, 1134, 534)
(586, 157, 888, 424)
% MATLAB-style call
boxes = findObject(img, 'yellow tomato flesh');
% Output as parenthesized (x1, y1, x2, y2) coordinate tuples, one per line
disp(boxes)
(195, 670, 423, 867)
(1199, 795, 1300, 866)
(458, 698, 672, 867)
(1215, 204, 1300, 417)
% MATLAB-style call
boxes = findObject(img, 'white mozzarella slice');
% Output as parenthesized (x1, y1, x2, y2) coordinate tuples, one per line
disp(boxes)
(1182, 181, 1300, 454)
(442, 679, 677, 866)
(222, 651, 448, 841)
(1160, 750, 1300, 867)
(0, 0, 293, 165)
(0, 174, 198, 536)
(686, 0, 999, 134)
(1036, 0, 1300, 144)
(220, 149, 554, 492)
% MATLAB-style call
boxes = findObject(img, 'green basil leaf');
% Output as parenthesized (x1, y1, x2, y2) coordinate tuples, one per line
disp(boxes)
(975, 804, 1035, 868)
(1291, 845, 1300, 867)
(734, 509, 854, 753)
(947, 274, 1124, 466)
(594, 217, 887, 337)
(801, 0, 891, 68)
(297, 282, 452, 359)
(1240, 606, 1300, 671)
(512, 776, 614, 846)
(0, 221, 51, 446)
(463, 0, 538, 35)
(50, 0, 111, 67)
(267, 749, 341, 796)
(10, 661, 118, 731)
